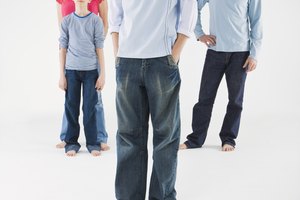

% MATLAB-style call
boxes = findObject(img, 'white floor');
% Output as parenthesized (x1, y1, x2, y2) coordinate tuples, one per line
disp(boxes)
(1, 1, 300, 199)
(0, 110, 299, 200)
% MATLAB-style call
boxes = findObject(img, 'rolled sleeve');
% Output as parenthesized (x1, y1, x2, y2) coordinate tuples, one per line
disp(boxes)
(194, 0, 208, 39)
(248, 0, 263, 60)
(59, 18, 69, 49)
(177, 0, 198, 38)
(108, 0, 123, 33)
(94, 18, 105, 49)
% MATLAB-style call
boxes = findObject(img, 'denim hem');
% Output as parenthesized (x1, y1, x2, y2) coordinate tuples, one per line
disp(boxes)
(221, 141, 236, 148)
(97, 136, 108, 144)
(65, 144, 81, 153)
(184, 140, 202, 149)
(86, 145, 101, 153)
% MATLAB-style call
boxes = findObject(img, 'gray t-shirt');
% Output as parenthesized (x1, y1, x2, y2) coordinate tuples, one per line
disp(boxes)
(59, 12, 104, 71)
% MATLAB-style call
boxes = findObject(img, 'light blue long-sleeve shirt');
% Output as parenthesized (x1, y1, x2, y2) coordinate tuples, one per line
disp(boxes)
(59, 12, 104, 71)
(109, 0, 198, 59)
(195, 0, 263, 60)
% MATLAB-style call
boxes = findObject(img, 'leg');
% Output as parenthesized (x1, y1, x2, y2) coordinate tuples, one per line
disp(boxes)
(82, 70, 100, 154)
(95, 91, 110, 151)
(64, 70, 82, 153)
(115, 58, 150, 200)
(220, 52, 248, 148)
(56, 113, 67, 148)
(146, 56, 181, 200)
(184, 50, 226, 149)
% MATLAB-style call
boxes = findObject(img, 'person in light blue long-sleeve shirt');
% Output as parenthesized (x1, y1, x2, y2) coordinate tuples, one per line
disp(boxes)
(180, 0, 263, 151)
(109, 0, 197, 199)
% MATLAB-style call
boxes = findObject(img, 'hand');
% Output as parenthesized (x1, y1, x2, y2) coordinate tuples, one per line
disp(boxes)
(243, 57, 257, 72)
(95, 74, 105, 91)
(171, 52, 180, 64)
(198, 35, 216, 47)
(59, 75, 67, 91)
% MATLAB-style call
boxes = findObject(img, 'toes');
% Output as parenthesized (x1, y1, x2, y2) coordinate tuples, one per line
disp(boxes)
(91, 151, 101, 156)
(101, 144, 110, 151)
(179, 144, 187, 150)
(66, 150, 76, 156)
(56, 142, 66, 149)
(222, 145, 235, 152)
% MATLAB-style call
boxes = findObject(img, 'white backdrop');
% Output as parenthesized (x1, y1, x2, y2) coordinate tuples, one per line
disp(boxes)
(0, 1, 299, 200)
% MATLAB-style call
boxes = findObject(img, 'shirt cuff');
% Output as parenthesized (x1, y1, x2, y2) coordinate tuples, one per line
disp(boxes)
(249, 54, 257, 62)
(95, 42, 104, 49)
(194, 30, 205, 40)
(177, 28, 193, 38)
(109, 26, 120, 34)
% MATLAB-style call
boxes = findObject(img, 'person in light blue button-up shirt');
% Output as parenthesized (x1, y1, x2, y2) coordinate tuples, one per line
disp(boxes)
(109, 0, 197, 199)
(180, 0, 263, 152)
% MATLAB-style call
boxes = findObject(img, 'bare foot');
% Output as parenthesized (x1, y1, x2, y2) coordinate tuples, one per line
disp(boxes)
(56, 141, 66, 149)
(91, 150, 101, 157)
(222, 144, 235, 152)
(179, 143, 188, 150)
(101, 143, 110, 151)
(66, 150, 77, 156)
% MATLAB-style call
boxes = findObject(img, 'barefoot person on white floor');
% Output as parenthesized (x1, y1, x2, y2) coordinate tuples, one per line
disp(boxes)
(180, 0, 262, 151)
(58, 0, 106, 156)
(56, 0, 110, 151)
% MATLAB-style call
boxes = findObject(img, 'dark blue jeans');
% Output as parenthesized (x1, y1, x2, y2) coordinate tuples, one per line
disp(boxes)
(64, 69, 100, 153)
(115, 56, 181, 200)
(60, 91, 108, 143)
(185, 50, 248, 148)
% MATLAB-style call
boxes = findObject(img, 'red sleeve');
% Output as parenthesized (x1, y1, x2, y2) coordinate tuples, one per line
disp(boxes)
(56, 0, 62, 4)
(98, 0, 103, 4)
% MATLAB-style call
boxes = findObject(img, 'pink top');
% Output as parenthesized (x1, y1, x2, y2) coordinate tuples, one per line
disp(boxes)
(56, 0, 102, 17)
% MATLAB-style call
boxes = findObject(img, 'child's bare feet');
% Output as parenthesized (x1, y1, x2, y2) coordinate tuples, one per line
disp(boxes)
(66, 150, 77, 156)
(222, 144, 235, 152)
(101, 143, 110, 151)
(179, 143, 188, 150)
(56, 141, 66, 148)
(91, 150, 101, 156)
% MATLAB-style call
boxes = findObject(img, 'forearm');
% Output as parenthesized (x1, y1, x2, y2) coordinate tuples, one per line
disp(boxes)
(99, 0, 108, 36)
(103, 22, 108, 37)
(96, 48, 105, 76)
(172, 33, 188, 57)
(56, 3, 62, 28)
(111, 32, 119, 57)
(59, 48, 67, 76)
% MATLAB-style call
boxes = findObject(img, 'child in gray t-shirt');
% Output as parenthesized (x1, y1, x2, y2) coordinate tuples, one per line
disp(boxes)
(58, 0, 105, 157)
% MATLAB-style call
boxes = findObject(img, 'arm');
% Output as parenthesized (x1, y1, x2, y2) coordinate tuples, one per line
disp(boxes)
(58, 18, 69, 90)
(109, 0, 123, 57)
(94, 18, 106, 90)
(59, 48, 67, 90)
(172, 0, 197, 62)
(111, 33, 119, 58)
(243, 0, 263, 72)
(98, 0, 108, 37)
(172, 34, 188, 63)
(95, 48, 105, 90)
(194, 0, 216, 46)
(56, 3, 63, 28)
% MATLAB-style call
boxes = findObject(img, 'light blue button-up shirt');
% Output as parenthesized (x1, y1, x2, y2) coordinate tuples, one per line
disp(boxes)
(195, 0, 263, 60)
(109, 0, 198, 58)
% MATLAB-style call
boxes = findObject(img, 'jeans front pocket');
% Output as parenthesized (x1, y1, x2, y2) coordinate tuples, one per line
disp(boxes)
(166, 55, 179, 69)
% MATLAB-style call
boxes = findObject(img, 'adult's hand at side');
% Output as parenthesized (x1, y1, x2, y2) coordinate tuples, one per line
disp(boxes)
(243, 57, 257, 72)
(198, 35, 216, 47)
